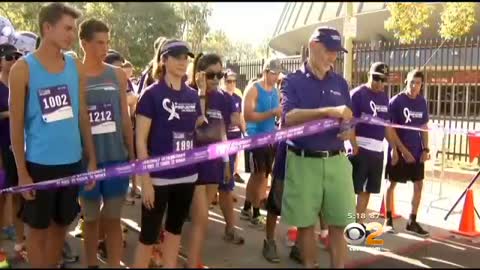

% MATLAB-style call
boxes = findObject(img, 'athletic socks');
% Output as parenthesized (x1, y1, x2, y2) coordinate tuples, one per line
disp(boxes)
(243, 201, 252, 211)
(253, 207, 260, 219)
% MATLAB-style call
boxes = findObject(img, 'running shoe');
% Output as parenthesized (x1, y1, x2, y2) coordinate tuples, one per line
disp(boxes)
(0, 250, 10, 269)
(262, 239, 280, 263)
(406, 221, 429, 237)
(223, 229, 245, 245)
(233, 173, 245, 184)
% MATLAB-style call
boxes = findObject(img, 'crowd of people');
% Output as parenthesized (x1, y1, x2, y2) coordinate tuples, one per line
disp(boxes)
(0, 2, 432, 269)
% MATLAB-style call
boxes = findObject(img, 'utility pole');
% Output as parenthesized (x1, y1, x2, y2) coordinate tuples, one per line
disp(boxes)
(343, 2, 355, 87)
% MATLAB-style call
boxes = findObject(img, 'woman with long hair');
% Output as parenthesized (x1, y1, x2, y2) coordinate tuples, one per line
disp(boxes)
(186, 53, 242, 268)
(133, 38, 200, 268)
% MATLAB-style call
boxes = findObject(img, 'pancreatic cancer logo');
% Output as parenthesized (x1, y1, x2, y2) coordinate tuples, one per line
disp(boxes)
(344, 222, 384, 246)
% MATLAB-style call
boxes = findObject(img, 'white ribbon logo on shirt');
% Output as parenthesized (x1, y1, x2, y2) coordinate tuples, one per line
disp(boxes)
(369, 101, 377, 117)
(162, 98, 180, 121)
(403, 108, 412, 123)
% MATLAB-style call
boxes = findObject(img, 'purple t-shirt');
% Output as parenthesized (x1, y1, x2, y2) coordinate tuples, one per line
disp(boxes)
(0, 81, 10, 149)
(389, 91, 429, 161)
(227, 92, 242, 139)
(136, 80, 201, 179)
(351, 84, 389, 155)
(198, 89, 235, 143)
(196, 88, 235, 184)
(281, 62, 351, 151)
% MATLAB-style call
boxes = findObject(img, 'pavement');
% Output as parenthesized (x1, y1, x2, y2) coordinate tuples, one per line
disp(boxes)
(2, 152, 480, 268)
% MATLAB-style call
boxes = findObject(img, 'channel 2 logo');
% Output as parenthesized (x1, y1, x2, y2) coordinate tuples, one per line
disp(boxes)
(343, 222, 384, 246)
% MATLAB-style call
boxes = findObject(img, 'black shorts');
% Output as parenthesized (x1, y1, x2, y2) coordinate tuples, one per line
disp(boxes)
(20, 161, 83, 229)
(245, 145, 276, 177)
(265, 177, 284, 216)
(1, 147, 18, 188)
(385, 155, 425, 183)
(139, 183, 195, 245)
(349, 150, 384, 194)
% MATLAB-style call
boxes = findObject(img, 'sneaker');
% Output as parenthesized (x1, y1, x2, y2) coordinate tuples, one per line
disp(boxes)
(289, 245, 302, 264)
(62, 242, 79, 264)
(262, 239, 280, 263)
(223, 230, 245, 245)
(149, 245, 162, 268)
(240, 209, 252, 220)
(318, 235, 330, 250)
(0, 250, 10, 269)
(406, 221, 430, 237)
(13, 243, 27, 263)
(97, 240, 108, 261)
(249, 216, 266, 230)
(1, 226, 15, 241)
(384, 219, 396, 234)
(73, 218, 84, 239)
(233, 173, 245, 184)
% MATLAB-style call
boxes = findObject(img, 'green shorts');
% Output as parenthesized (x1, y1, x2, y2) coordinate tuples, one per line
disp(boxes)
(281, 150, 356, 228)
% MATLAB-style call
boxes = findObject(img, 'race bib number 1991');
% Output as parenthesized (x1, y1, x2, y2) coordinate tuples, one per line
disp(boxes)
(38, 85, 74, 123)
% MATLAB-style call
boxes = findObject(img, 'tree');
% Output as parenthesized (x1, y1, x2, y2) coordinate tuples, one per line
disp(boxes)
(201, 30, 232, 57)
(0, 2, 184, 75)
(439, 3, 476, 40)
(384, 3, 477, 44)
(0, 2, 45, 32)
(384, 3, 433, 44)
(175, 2, 211, 53)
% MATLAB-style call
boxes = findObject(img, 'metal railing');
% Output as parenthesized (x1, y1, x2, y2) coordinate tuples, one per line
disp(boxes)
(226, 36, 480, 162)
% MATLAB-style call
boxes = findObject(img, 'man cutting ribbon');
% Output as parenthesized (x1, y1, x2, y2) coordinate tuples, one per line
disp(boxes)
(385, 69, 430, 237)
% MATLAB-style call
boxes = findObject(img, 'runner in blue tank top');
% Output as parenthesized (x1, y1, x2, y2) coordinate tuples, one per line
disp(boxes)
(241, 58, 283, 228)
(8, 3, 97, 268)
(77, 18, 135, 268)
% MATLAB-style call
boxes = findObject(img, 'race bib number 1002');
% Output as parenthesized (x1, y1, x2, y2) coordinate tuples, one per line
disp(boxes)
(38, 85, 74, 123)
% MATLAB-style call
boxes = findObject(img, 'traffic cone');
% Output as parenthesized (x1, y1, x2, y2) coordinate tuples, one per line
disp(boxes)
(379, 194, 401, 219)
(451, 189, 480, 237)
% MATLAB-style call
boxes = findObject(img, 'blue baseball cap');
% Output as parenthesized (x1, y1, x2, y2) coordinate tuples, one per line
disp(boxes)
(309, 26, 348, 53)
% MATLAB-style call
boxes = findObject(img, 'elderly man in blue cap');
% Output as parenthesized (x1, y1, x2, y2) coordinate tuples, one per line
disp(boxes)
(281, 26, 355, 268)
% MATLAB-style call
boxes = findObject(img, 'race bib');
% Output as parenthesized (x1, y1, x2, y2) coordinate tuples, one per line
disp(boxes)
(172, 131, 194, 152)
(88, 103, 116, 135)
(38, 85, 73, 123)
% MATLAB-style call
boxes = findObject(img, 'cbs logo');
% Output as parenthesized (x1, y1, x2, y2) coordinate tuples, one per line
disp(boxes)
(343, 222, 384, 246)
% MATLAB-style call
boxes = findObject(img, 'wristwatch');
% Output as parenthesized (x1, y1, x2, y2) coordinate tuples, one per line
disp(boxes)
(422, 148, 430, 153)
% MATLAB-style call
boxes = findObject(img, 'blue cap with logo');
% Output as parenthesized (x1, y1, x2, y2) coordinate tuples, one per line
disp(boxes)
(309, 26, 348, 53)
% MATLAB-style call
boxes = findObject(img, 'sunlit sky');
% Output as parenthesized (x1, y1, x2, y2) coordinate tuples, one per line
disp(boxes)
(208, 2, 286, 47)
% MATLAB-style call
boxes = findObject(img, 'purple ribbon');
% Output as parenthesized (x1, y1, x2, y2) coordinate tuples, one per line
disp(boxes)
(0, 114, 470, 195)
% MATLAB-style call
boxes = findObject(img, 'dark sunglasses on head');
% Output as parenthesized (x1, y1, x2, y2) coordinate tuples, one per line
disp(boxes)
(205, 71, 225, 80)
(4, 54, 21, 61)
(226, 79, 236, 83)
(372, 74, 387, 83)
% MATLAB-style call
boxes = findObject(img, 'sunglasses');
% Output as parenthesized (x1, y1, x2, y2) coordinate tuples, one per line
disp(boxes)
(372, 74, 387, 83)
(226, 79, 236, 84)
(4, 54, 21, 61)
(205, 71, 225, 80)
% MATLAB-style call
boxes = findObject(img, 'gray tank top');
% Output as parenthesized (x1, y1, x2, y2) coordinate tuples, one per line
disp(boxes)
(86, 65, 128, 164)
